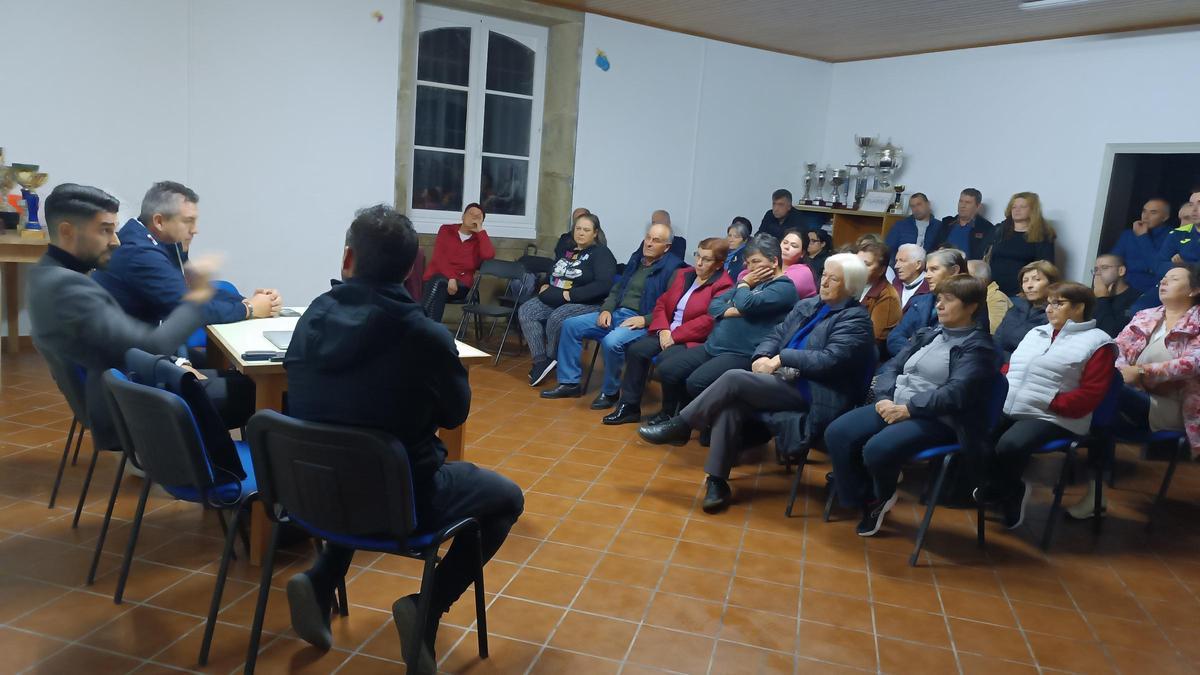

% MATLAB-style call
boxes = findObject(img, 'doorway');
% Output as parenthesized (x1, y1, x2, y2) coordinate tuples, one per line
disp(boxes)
(1092, 144, 1200, 259)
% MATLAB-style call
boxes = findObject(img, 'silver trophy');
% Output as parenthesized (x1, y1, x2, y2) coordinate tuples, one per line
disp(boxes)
(876, 143, 903, 188)
(830, 168, 848, 208)
(802, 162, 817, 204)
(815, 166, 828, 206)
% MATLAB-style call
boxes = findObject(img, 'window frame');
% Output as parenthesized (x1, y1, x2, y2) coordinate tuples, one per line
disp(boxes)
(409, 4, 547, 239)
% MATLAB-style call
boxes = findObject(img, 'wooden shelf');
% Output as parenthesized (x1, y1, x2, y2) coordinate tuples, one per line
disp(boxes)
(794, 204, 907, 249)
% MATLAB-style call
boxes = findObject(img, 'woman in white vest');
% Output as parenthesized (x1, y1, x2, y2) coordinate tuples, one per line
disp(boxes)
(982, 281, 1115, 529)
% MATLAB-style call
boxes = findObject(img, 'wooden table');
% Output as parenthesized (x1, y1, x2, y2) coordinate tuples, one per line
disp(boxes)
(0, 231, 49, 354)
(206, 309, 489, 564)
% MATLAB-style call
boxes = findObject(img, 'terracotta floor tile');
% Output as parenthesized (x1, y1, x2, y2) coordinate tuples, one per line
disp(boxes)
(623, 509, 687, 538)
(360, 620, 464, 663)
(0, 626, 69, 673)
(948, 618, 1034, 663)
(13, 590, 130, 641)
(564, 580, 647, 622)
(800, 589, 873, 632)
(220, 587, 295, 635)
(548, 610, 639, 659)
(938, 587, 1017, 626)
(878, 637, 958, 675)
(0, 574, 69, 624)
(729, 576, 800, 617)
(564, 501, 629, 527)
(343, 570, 422, 612)
(482, 596, 566, 643)
(796, 621, 877, 671)
(607, 530, 677, 561)
(547, 518, 617, 550)
(671, 540, 738, 573)
(526, 541, 601, 575)
(627, 625, 715, 674)
(1025, 633, 1117, 674)
(1085, 612, 1174, 652)
(658, 564, 731, 602)
(439, 632, 542, 674)
(957, 653, 1039, 675)
(711, 639, 795, 674)
(249, 637, 347, 674)
(872, 603, 951, 648)
(28, 644, 142, 674)
(644, 591, 724, 636)
(720, 605, 797, 652)
(529, 648, 621, 675)
(870, 575, 941, 612)
(591, 553, 666, 589)
(493, 533, 539, 564)
(1011, 600, 1094, 641)
(502, 566, 585, 607)
(800, 563, 868, 598)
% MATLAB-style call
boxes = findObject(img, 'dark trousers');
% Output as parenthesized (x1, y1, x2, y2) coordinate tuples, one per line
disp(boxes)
(305, 462, 524, 616)
(654, 345, 751, 413)
(422, 275, 470, 323)
(618, 337, 688, 407)
(198, 370, 256, 430)
(826, 404, 956, 508)
(680, 370, 809, 479)
(989, 416, 1076, 497)
(1113, 385, 1152, 441)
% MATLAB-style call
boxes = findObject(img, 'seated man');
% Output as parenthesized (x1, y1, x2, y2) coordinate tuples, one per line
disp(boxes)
(886, 248, 967, 358)
(758, 188, 810, 242)
(283, 205, 523, 667)
(638, 253, 875, 513)
(1092, 253, 1142, 338)
(422, 202, 495, 322)
(933, 188, 994, 260)
(884, 193, 942, 266)
(541, 222, 682, 408)
(892, 244, 929, 312)
(94, 181, 282, 328)
(1155, 193, 1200, 279)
(27, 184, 227, 453)
(967, 259, 1011, 333)
(1110, 197, 1171, 295)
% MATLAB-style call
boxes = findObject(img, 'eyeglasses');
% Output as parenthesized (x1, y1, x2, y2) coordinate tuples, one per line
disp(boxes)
(1092, 265, 1117, 273)
(692, 252, 715, 263)
(1046, 299, 1070, 308)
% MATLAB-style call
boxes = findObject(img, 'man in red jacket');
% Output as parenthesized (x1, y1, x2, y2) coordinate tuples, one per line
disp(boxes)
(422, 203, 495, 321)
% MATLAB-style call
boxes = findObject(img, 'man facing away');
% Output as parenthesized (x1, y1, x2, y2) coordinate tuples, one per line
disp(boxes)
(283, 204, 523, 671)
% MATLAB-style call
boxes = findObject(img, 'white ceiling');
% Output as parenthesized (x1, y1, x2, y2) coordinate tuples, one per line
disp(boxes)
(535, 0, 1200, 61)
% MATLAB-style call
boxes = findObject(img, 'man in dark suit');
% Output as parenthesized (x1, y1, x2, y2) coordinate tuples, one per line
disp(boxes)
(26, 184, 224, 452)
(758, 188, 810, 241)
(283, 204, 523, 670)
(933, 188, 994, 260)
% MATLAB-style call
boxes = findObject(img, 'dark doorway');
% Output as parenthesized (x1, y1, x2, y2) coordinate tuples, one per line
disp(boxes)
(1096, 152, 1200, 256)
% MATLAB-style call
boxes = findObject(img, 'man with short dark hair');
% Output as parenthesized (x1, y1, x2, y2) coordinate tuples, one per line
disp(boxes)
(884, 193, 942, 265)
(758, 188, 809, 242)
(1092, 253, 1142, 337)
(1155, 190, 1200, 279)
(933, 188, 994, 259)
(27, 183, 219, 452)
(1110, 197, 1171, 295)
(283, 204, 523, 669)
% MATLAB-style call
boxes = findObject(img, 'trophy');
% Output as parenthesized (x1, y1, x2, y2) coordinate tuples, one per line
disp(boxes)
(830, 168, 847, 208)
(802, 162, 817, 205)
(890, 185, 907, 214)
(11, 164, 49, 238)
(814, 167, 828, 206)
(876, 143, 903, 188)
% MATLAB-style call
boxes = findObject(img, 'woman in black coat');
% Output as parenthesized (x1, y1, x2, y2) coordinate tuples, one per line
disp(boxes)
(993, 260, 1059, 361)
(987, 192, 1057, 296)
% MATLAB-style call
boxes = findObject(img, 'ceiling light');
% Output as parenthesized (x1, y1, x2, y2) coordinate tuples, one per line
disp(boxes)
(1019, 0, 1094, 9)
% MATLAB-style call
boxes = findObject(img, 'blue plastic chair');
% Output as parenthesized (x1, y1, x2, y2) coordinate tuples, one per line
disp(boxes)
(1141, 430, 1189, 532)
(90, 361, 257, 666)
(241, 409, 489, 675)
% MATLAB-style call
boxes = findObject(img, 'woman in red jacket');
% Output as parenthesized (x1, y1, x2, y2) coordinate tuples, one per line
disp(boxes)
(422, 203, 496, 321)
(602, 237, 732, 425)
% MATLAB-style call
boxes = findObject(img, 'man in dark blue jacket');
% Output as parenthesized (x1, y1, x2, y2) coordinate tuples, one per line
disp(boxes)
(94, 181, 281, 328)
(1109, 197, 1171, 295)
(932, 188, 994, 260)
(283, 205, 523, 668)
(884, 193, 941, 266)
(542, 222, 683, 408)
(758, 189, 814, 242)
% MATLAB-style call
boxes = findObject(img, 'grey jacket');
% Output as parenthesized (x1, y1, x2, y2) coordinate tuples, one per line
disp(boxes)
(27, 250, 206, 449)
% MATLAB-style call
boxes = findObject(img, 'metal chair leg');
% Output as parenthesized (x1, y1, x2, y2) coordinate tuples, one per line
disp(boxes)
(48, 418, 77, 508)
(200, 501, 246, 665)
(72, 446, 101, 528)
(1146, 437, 1185, 533)
(784, 448, 808, 518)
(408, 549, 439, 674)
(1041, 446, 1076, 551)
(244, 521, 282, 675)
(114, 476, 153, 604)
(910, 456, 953, 567)
(823, 479, 837, 522)
(493, 315, 517, 366)
(1092, 463, 1104, 536)
(474, 527, 489, 659)
(336, 578, 350, 617)
(87, 452, 128, 585)
(71, 427, 86, 466)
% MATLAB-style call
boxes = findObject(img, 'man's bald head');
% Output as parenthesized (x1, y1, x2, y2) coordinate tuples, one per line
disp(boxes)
(571, 207, 589, 221)
(651, 209, 671, 225)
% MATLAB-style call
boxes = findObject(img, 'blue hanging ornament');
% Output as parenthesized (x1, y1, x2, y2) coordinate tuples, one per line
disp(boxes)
(595, 49, 610, 72)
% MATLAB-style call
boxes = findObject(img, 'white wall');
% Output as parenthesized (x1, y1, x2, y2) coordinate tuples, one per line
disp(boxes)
(572, 15, 831, 257)
(0, 0, 401, 335)
(821, 28, 1200, 282)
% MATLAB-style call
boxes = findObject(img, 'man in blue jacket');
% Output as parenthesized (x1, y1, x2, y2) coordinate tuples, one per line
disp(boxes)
(932, 188, 994, 260)
(1154, 196, 1200, 279)
(94, 181, 282, 329)
(541, 222, 682, 408)
(884, 193, 941, 266)
(1109, 197, 1171, 294)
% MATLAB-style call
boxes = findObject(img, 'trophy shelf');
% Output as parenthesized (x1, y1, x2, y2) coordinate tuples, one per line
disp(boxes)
(794, 204, 906, 249)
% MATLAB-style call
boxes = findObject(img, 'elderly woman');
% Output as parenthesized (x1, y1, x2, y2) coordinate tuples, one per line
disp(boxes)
(1103, 263, 1200, 515)
(603, 238, 733, 425)
(740, 228, 816, 299)
(826, 275, 997, 536)
(725, 217, 752, 279)
(994, 260, 1060, 361)
(980, 282, 1115, 528)
(643, 234, 799, 425)
(886, 248, 968, 358)
(520, 213, 618, 386)
(856, 241, 902, 352)
(638, 253, 876, 513)
(423, 203, 495, 322)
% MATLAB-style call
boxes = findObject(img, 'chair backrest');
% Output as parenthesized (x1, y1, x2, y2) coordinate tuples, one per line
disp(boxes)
(670, 235, 687, 259)
(101, 369, 220, 495)
(474, 258, 533, 307)
(43, 352, 89, 422)
(245, 410, 418, 539)
(1089, 366, 1125, 431)
(985, 371, 1010, 431)
(478, 258, 527, 282)
(124, 349, 245, 480)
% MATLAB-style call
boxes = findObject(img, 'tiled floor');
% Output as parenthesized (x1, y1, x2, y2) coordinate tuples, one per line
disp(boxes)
(0, 346, 1198, 674)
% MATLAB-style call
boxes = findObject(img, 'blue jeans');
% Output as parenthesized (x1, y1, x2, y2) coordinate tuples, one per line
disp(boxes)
(556, 308, 645, 394)
(825, 404, 956, 508)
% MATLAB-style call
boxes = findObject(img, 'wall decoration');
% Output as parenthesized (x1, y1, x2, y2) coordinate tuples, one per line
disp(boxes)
(595, 49, 610, 71)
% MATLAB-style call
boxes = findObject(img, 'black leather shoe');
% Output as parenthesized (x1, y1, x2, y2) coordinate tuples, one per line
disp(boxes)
(644, 411, 670, 426)
(540, 383, 581, 399)
(602, 403, 641, 425)
(590, 392, 619, 410)
(702, 476, 732, 514)
(637, 416, 691, 446)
